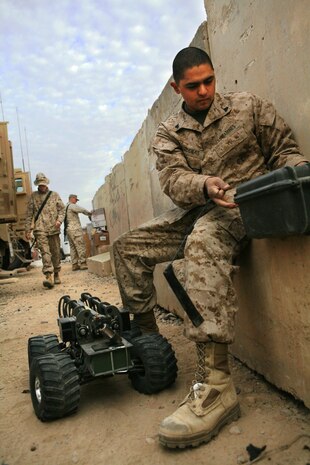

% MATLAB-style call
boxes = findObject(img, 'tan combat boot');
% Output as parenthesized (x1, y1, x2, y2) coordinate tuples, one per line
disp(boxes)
(79, 262, 88, 270)
(43, 273, 54, 289)
(72, 264, 80, 271)
(132, 310, 159, 333)
(158, 342, 240, 448)
(54, 272, 61, 284)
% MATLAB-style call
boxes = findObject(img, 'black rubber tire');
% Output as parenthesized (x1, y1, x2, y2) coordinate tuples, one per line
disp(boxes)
(128, 333, 178, 394)
(28, 334, 60, 367)
(7, 239, 32, 270)
(0, 240, 10, 270)
(60, 247, 66, 261)
(30, 353, 80, 421)
(122, 325, 142, 343)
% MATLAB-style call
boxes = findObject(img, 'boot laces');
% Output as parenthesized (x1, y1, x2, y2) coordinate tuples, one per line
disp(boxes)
(188, 343, 207, 401)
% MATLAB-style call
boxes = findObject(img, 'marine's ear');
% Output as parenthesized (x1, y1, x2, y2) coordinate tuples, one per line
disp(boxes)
(170, 81, 181, 94)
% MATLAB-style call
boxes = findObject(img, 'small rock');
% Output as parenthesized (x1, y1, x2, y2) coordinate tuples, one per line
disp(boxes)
(237, 455, 247, 464)
(245, 395, 256, 405)
(30, 444, 37, 451)
(243, 386, 254, 394)
(229, 425, 242, 435)
(280, 407, 293, 416)
(145, 437, 155, 445)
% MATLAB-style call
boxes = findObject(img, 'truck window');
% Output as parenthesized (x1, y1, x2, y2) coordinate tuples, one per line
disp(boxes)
(15, 177, 24, 193)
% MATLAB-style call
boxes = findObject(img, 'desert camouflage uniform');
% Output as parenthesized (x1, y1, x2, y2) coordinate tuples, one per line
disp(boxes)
(113, 92, 307, 343)
(65, 203, 91, 266)
(25, 190, 65, 275)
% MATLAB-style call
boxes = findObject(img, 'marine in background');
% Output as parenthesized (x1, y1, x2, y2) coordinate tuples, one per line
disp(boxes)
(65, 194, 92, 271)
(25, 173, 65, 289)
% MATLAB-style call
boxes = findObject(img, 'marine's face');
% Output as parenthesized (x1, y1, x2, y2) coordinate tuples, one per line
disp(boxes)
(38, 185, 48, 194)
(171, 63, 216, 112)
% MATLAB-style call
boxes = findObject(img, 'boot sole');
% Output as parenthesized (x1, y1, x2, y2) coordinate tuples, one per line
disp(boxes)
(159, 403, 241, 449)
(43, 281, 54, 289)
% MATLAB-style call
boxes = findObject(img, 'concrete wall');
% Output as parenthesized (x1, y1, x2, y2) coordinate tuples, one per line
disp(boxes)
(92, 3, 310, 407)
(204, 0, 310, 407)
(93, 22, 209, 241)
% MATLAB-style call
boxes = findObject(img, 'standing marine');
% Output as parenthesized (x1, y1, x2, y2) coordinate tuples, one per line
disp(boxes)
(65, 194, 91, 271)
(25, 172, 65, 288)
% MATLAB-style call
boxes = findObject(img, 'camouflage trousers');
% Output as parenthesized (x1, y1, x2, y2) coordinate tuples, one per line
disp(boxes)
(35, 233, 61, 275)
(67, 229, 87, 265)
(113, 206, 248, 344)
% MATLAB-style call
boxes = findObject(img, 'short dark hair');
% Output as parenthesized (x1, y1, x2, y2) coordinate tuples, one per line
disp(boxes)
(172, 47, 214, 84)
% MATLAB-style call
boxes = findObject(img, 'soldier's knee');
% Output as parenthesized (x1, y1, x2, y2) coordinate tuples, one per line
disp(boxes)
(113, 230, 134, 253)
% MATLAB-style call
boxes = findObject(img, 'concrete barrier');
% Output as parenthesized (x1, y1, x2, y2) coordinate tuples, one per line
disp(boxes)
(92, 3, 310, 407)
(87, 252, 112, 278)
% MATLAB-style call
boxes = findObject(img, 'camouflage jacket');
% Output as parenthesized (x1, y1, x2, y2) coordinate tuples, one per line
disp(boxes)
(65, 203, 91, 231)
(153, 92, 308, 211)
(25, 190, 65, 235)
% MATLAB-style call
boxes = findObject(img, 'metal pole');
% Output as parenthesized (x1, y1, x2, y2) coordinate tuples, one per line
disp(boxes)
(16, 107, 25, 171)
(0, 92, 5, 121)
(24, 126, 32, 183)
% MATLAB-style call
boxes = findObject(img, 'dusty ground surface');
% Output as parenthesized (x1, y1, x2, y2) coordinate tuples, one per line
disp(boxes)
(0, 261, 309, 465)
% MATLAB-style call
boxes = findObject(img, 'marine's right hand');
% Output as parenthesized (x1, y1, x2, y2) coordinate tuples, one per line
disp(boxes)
(204, 176, 237, 208)
(25, 231, 32, 241)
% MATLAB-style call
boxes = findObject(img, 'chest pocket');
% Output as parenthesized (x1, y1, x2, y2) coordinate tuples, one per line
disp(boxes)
(185, 155, 202, 172)
(182, 147, 204, 172)
(214, 127, 249, 159)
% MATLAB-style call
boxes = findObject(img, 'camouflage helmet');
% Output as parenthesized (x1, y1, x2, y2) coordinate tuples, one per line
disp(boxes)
(34, 172, 50, 186)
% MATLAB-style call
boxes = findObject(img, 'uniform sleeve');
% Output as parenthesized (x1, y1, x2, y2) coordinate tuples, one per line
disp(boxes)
(25, 194, 35, 232)
(70, 204, 91, 216)
(55, 194, 66, 223)
(153, 124, 210, 210)
(254, 96, 308, 169)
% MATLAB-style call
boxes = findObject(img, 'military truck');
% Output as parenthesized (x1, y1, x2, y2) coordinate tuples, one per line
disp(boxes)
(0, 121, 32, 271)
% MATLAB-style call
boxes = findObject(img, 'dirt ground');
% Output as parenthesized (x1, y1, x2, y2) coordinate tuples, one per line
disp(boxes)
(0, 261, 309, 465)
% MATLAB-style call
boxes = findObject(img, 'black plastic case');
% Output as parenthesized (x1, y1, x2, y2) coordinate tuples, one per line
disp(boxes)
(234, 163, 310, 238)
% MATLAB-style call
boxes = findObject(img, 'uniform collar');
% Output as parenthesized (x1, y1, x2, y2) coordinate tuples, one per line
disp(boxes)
(174, 93, 231, 131)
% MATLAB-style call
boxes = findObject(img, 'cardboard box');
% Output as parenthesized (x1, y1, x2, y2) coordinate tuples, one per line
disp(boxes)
(93, 231, 110, 246)
(91, 208, 107, 229)
(83, 232, 91, 258)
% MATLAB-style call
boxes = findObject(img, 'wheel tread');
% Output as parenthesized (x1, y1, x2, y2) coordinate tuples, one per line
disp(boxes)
(28, 334, 60, 367)
(128, 333, 178, 394)
(30, 353, 80, 421)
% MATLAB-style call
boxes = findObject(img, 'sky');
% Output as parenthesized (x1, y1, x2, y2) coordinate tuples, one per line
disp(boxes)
(0, 0, 206, 219)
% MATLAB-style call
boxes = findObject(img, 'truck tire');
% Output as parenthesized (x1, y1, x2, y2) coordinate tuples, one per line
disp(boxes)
(7, 239, 32, 270)
(0, 240, 10, 270)
(128, 333, 178, 394)
(30, 353, 80, 421)
(28, 334, 60, 367)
